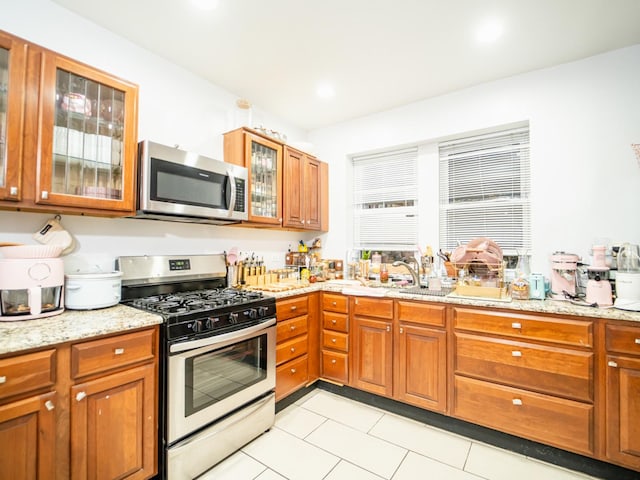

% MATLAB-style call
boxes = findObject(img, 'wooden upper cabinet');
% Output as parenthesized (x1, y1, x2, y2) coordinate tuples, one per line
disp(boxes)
(35, 51, 138, 213)
(224, 128, 283, 225)
(282, 146, 322, 230)
(0, 31, 28, 202)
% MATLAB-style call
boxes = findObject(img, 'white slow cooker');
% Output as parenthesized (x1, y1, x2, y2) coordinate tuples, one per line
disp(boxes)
(64, 271, 122, 310)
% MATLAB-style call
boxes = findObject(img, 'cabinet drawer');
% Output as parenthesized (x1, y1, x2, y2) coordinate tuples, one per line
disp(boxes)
(322, 350, 348, 384)
(277, 296, 309, 321)
(276, 335, 308, 366)
(322, 331, 348, 352)
(455, 333, 593, 402)
(276, 355, 308, 401)
(352, 297, 393, 319)
(606, 323, 640, 356)
(322, 312, 348, 332)
(454, 375, 593, 456)
(454, 308, 592, 347)
(71, 328, 156, 379)
(0, 349, 56, 401)
(322, 293, 348, 313)
(396, 300, 446, 327)
(277, 315, 308, 343)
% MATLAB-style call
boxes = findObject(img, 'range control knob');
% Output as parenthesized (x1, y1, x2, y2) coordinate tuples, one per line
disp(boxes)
(258, 306, 269, 317)
(248, 308, 258, 319)
(229, 312, 239, 324)
(205, 317, 215, 330)
(191, 320, 203, 333)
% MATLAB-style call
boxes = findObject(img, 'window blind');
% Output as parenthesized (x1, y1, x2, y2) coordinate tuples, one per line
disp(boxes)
(352, 147, 418, 251)
(438, 126, 531, 254)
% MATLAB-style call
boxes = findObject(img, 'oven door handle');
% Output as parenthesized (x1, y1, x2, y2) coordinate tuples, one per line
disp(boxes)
(169, 317, 276, 354)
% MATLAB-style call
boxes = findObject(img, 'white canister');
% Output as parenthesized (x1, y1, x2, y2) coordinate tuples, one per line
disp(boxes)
(64, 271, 122, 310)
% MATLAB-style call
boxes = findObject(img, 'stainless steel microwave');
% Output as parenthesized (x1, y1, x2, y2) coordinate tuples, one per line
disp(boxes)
(134, 140, 248, 224)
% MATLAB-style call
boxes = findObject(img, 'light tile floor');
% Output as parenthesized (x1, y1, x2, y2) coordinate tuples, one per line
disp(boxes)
(201, 390, 600, 480)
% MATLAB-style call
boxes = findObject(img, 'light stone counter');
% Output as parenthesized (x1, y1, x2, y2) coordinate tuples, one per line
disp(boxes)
(0, 305, 163, 356)
(265, 282, 640, 323)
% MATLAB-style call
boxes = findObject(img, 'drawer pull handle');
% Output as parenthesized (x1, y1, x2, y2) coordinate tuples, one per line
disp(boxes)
(76, 391, 87, 402)
(511, 322, 522, 329)
(114, 348, 125, 355)
(331, 338, 337, 343)
(331, 359, 337, 364)
(386, 325, 391, 332)
(512, 351, 522, 357)
(290, 368, 297, 374)
(608, 360, 618, 368)
(45, 400, 55, 411)
(332, 301, 337, 306)
(400, 327, 404, 334)
(290, 325, 296, 331)
(0, 376, 6, 384)
(512, 399, 523, 406)
(331, 319, 337, 325)
(635, 339, 640, 345)
(290, 347, 296, 352)
(291, 305, 297, 311)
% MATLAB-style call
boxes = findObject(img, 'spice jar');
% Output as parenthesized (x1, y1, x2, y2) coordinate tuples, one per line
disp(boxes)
(380, 263, 389, 283)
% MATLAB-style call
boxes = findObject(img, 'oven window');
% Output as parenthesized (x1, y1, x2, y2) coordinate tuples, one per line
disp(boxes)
(184, 333, 267, 416)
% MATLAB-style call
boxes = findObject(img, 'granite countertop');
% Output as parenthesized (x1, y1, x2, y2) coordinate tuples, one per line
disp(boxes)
(0, 305, 163, 356)
(267, 281, 640, 323)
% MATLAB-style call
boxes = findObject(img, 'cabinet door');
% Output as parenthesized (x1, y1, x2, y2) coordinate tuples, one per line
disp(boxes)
(244, 132, 282, 224)
(351, 316, 393, 396)
(36, 52, 138, 212)
(0, 391, 56, 479)
(0, 31, 27, 201)
(606, 354, 640, 470)
(282, 147, 305, 228)
(395, 323, 446, 412)
(304, 157, 322, 230)
(70, 363, 156, 480)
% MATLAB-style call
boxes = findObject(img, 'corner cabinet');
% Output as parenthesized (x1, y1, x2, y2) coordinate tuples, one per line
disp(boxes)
(223, 127, 328, 231)
(604, 321, 640, 471)
(0, 29, 139, 216)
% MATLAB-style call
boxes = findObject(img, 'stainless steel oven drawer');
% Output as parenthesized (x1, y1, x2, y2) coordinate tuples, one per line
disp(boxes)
(167, 391, 275, 480)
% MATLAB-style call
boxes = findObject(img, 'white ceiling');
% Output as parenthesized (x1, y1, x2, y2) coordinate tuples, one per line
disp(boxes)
(51, 0, 640, 130)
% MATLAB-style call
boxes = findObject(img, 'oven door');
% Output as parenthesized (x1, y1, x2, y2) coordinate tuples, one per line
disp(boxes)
(167, 319, 275, 444)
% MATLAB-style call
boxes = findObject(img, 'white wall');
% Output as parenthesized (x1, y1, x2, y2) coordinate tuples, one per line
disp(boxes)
(310, 45, 640, 274)
(0, 0, 317, 272)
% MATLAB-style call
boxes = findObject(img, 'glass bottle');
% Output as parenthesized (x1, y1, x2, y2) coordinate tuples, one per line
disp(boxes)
(379, 263, 389, 283)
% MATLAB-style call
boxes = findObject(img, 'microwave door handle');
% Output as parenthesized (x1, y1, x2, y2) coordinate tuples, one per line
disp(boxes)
(226, 169, 236, 217)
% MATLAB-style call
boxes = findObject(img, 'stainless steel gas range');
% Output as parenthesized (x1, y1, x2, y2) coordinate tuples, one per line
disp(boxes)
(118, 254, 276, 480)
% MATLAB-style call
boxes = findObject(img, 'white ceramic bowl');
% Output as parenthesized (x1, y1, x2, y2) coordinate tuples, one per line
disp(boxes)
(0, 245, 64, 259)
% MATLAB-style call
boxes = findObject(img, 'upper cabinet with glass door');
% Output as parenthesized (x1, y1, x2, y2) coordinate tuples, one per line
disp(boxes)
(224, 128, 283, 225)
(36, 53, 138, 212)
(0, 31, 27, 202)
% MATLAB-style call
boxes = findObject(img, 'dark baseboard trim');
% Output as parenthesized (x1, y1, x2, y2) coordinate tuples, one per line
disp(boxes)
(277, 382, 638, 480)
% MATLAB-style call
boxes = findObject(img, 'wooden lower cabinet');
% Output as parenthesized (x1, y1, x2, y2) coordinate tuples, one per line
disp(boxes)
(605, 322, 640, 470)
(321, 293, 349, 384)
(0, 326, 158, 480)
(454, 375, 594, 455)
(0, 391, 56, 479)
(351, 316, 393, 396)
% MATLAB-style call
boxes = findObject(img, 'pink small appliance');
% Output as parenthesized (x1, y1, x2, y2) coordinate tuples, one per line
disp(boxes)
(0, 257, 65, 321)
(585, 245, 613, 306)
(550, 252, 580, 300)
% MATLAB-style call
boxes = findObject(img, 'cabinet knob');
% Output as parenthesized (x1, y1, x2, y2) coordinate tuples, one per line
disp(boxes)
(331, 359, 337, 364)
(76, 391, 87, 402)
(512, 398, 523, 406)
(290, 368, 297, 374)
(511, 322, 522, 329)
(331, 319, 337, 324)
(290, 325, 296, 331)
(332, 302, 337, 306)
(608, 360, 618, 368)
(10, 186, 18, 196)
(0, 375, 6, 384)
(331, 338, 337, 343)
(114, 348, 125, 355)
(400, 327, 404, 334)
(635, 338, 640, 345)
(511, 351, 522, 357)
(290, 347, 296, 352)
(45, 400, 55, 411)
(307, 220, 311, 224)
(300, 220, 305, 224)
(41, 191, 49, 200)
(386, 325, 391, 332)
(290, 305, 297, 311)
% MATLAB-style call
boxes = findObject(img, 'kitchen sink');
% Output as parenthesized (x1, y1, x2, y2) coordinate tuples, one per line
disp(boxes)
(396, 285, 452, 296)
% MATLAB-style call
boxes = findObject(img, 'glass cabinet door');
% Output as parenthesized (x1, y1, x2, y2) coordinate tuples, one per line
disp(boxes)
(0, 32, 26, 201)
(244, 133, 282, 224)
(37, 53, 138, 212)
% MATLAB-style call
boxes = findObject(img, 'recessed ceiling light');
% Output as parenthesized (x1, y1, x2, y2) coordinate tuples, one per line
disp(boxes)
(190, 0, 219, 11)
(475, 18, 504, 44)
(316, 84, 335, 99)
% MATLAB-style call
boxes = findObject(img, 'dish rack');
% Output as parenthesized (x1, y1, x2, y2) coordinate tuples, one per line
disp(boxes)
(452, 260, 508, 299)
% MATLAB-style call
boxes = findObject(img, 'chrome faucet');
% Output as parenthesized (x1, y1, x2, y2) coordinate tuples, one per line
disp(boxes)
(392, 260, 421, 287)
